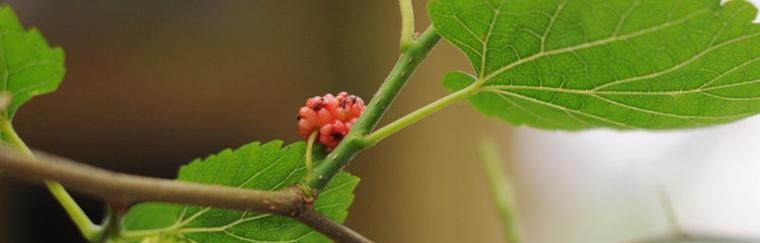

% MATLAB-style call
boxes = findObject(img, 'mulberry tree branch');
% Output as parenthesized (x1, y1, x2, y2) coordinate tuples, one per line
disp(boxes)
(296, 207, 372, 243)
(0, 146, 371, 243)
(300, 25, 441, 190)
(1, 4, 437, 243)
(0, 119, 101, 241)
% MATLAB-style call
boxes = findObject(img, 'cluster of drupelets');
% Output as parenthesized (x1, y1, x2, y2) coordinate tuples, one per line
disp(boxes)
(297, 92, 366, 149)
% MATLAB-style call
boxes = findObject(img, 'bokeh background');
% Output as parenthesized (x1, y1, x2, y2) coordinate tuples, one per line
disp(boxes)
(0, 1, 759, 243)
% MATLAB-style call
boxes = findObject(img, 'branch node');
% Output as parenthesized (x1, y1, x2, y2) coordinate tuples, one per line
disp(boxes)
(284, 186, 314, 218)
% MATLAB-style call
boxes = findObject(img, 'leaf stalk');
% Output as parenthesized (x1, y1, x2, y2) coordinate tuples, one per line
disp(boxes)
(480, 140, 521, 243)
(362, 79, 481, 147)
(398, 0, 416, 51)
(0, 119, 102, 241)
(304, 130, 319, 178)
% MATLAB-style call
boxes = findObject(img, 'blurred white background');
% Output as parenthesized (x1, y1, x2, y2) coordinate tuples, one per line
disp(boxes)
(513, 2, 760, 242)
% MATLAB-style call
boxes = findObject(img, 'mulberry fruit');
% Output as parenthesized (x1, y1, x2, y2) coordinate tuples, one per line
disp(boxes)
(297, 92, 365, 149)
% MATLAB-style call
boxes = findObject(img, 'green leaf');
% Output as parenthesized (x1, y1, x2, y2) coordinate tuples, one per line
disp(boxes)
(120, 141, 359, 243)
(430, 0, 760, 130)
(0, 6, 65, 120)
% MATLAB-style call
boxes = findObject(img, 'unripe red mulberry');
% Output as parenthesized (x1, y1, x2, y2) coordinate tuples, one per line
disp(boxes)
(297, 92, 365, 149)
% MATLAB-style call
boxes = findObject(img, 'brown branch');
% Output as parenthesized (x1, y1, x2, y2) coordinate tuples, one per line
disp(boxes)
(0, 147, 302, 215)
(0, 146, 371, 243)
(296, 207, 372, 243)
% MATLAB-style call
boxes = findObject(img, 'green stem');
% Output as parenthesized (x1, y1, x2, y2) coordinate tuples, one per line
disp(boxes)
(362, 81, 480, 147)
(1, 120, 31, 156)
(304, 130, 318, 178)
(480, 140, 521, 243)
(658, 188, 685, 237)
(0, 119, 101, 241)
(47, 182, 102, 240)
(299, 26, 441, 190)
(398, 0, 415, 51)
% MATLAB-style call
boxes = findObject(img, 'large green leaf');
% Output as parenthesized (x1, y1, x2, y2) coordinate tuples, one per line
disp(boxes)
(121, 141, 359, 243)
(0, 6, 65, 120)
(431, 0, 760, 130)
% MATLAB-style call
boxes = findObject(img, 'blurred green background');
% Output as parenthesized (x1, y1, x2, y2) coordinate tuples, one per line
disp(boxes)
(0, 1, 509, 242)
